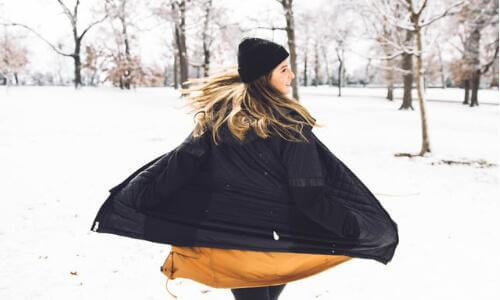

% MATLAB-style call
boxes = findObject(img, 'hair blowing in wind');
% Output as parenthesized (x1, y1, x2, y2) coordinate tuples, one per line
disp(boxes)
(180, 66, 318, 145)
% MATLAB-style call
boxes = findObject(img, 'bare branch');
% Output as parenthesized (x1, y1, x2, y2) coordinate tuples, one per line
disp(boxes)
(420, 0, 465, 28)
(375, 33, 415, 54)
(372, 0, 415, 31)
(416, 0, 428, 16)
(482, 39, 499, 74)
(73, 0, 81, 20)
(253, 26, 287, 31)
(446, 40, 464, 55)
(56, 0, 75, 25)
(347, 45, 407, 61)
(79, 14, 108, 41)
(395, 0, 410, 10)
(2, 22, 73, 57)
(373, 64, 413, 75)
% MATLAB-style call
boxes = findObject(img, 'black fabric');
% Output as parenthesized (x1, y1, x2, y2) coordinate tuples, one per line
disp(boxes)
(231, 284, 286, 300)
(238, 37, 290, 83)
(90, 113, 399, 264)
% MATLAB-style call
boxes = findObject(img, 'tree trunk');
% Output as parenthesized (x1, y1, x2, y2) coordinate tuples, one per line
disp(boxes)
(74, 54, 82, 89)
(468, 29, 481, 107)
(163, 66, 168, 87)
(73, 33, 83, 89)
(321, 44, 330, 85)
(386, 83, 393, 101)
(337, 60, 343, 97)
(173, 53, 178, 89)
(463, 79, 470, 104)
(303, 47, 308, 86)
(400, 52, 414, 110)
(386, 64, 394, 101)
(364, 58, 372, 87)
(202, 0, 212, 77)
(313, 42, 320, 86)
(464, 27, 481, 106)
(203, 44, 210, 77)
(173, 0, 189, 89)
(336, 47, 343, 97)
(341, 57, 346, 87)
(281, 0, 299, 100)
(414, 24, 431, 155)
(437, 43, 446, 88)
(122, 17, 132, 90)
(380, 19, 396, 94)
(399, 28, 414, 110)
(470, 69, 480, 106)
(14, 73, 19, 85)
(491, 56, 499, 87)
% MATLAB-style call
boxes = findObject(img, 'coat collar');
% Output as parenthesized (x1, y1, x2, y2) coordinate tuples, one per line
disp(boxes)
(217, 122, 260, 146)
(217, 108, 297, 146)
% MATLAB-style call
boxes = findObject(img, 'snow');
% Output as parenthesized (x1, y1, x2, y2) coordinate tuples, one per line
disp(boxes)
(0, 85, 499, 300)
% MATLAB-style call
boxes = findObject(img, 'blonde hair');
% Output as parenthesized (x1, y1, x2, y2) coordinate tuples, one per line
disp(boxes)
(180, 66, 318, 145)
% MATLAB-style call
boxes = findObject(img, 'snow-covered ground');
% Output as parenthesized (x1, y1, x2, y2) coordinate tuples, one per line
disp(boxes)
(1, 86, 499, 300)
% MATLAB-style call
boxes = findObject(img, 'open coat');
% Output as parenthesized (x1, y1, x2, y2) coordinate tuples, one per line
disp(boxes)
(90, 119, 399, 265)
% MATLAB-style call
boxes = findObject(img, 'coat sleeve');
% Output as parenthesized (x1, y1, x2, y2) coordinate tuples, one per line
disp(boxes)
(282, 126, 360, 238)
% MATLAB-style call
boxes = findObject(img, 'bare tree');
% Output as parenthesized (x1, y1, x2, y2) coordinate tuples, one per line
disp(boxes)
(154, 0, 191, 89)
(294, 9, 312, 87)
(490, 55, 499, 87)
(4, 0, 107, 88)
(200, 0, 212, 77)
(380, 24, 397, 100)
(423, 42, 446, 88)
(82, 45, 107, 86)
(0, 26, 28, 85)
(460, 0, 498, 106)
(357, 3, 403, 100)
(436, 42, 447, 88)
(104, 0, 147, 89)
(312, 42, 321, 86)
(334, 32, 350, 96)
(370, 0, 464, 156)
(105, 0, 146, 89)
(296, 1, 354, 96)
(303, 45, 308, 86)
(320, 44, 331, 86)
(172, 0, 190, 88)
(30, 71, 55, 86)
(400, 28, 415, 108)
(444, 0, 498, 104)
(189, 0, 235, 78)
(172, 37, 179, 88)
(331, 6, 354, 96)
(276, 0, 299, 100)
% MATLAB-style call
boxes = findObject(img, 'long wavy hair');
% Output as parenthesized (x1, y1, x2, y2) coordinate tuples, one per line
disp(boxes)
(180, 66, 318, 145)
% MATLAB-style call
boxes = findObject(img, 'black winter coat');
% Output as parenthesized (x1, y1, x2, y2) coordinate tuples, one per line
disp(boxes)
(90, 120, 398, 264)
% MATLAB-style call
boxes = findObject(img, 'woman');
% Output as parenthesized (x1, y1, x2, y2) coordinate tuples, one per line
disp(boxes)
(90, 37, 398, 299)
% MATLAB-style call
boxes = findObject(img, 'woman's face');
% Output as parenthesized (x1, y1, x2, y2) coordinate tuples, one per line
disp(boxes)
(269, 58, 295, 95)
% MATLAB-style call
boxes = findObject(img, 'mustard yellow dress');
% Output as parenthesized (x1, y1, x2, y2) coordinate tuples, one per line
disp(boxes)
(161, 246, 352, 289)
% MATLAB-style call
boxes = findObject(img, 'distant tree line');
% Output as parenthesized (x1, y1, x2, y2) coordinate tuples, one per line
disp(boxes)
(0, 0, 498, 103)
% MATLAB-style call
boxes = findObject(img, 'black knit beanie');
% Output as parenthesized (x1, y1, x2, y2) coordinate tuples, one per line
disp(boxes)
(237, 37, 290, 83)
